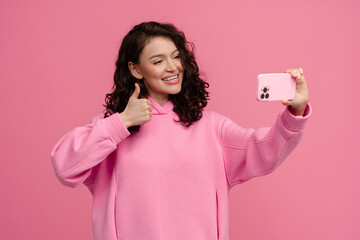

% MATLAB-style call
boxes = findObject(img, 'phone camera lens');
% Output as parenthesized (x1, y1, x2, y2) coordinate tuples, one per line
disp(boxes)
(261, 93, 264, 99)
(265, 93, 269, 99)
(263, 88, 268, 93)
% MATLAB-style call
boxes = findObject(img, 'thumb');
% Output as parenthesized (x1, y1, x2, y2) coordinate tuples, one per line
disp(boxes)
(282, 99, 291, 106)
(130, 83, 140, 99)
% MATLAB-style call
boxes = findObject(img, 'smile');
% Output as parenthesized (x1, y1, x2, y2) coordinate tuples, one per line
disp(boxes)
(162, 75, 178, 81)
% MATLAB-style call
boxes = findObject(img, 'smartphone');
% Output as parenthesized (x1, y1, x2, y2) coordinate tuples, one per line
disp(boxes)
(256, 73, 296, 101)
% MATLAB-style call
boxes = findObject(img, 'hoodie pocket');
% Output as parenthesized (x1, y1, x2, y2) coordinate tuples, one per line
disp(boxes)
(215, 188, 219, 240)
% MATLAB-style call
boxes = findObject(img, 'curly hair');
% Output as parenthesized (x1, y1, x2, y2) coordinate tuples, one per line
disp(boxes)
(104, 21, 210, 131)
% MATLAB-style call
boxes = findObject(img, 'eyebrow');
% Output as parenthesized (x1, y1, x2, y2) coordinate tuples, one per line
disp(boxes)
(148, 49, 179, 60)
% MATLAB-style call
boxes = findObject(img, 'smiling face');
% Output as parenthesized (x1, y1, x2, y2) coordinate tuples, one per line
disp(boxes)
(128, 36, 184, 106)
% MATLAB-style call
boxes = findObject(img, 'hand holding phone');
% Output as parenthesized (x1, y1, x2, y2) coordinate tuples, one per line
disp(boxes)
(256, 73, 296, 101)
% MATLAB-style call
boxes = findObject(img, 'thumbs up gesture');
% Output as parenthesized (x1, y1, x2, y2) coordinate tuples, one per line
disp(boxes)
(119, 83, 153, 128)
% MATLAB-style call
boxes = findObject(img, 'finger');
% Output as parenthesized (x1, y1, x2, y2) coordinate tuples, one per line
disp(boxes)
(284, 69, 297, 79)
(146, 113, 152, 122)
(130, 83, 140, 99)
(286, 69, 301, 80)
(282, 99, 291, 106)
(292, 70, 301, 79)
(146, 99, 152, 106)
(286, 68, 304, 79)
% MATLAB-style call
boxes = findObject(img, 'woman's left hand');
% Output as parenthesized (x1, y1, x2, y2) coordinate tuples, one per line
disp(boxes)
(282, 68, 309, 116)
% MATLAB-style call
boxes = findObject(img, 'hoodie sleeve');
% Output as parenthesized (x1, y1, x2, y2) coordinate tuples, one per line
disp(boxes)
(220, 104, 312, 188)
(50, 111, 130, 188)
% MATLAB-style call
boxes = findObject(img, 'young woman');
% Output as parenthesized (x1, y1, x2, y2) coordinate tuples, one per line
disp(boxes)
(51, 21, 311, 240)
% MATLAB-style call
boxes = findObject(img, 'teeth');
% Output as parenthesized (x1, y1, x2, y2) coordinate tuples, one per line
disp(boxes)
(162, 75, 178, 81)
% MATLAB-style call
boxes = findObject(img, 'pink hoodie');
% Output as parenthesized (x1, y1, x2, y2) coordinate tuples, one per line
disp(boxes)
(51, 97, 311, 240)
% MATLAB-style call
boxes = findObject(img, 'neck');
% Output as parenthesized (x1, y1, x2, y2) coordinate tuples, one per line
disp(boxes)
(149, 94, 169, 106)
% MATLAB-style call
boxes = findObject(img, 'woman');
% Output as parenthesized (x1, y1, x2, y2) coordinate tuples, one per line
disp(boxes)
(51, 21, 311, 240)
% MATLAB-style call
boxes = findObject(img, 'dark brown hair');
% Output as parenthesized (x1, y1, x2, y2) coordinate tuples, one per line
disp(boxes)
(104, 21, 209, 131)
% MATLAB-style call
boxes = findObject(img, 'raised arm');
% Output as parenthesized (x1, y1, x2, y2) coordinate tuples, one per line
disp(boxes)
(51, 83, 153, 188)
(222, 67, 311, 188)
(221, 104, 311, 188)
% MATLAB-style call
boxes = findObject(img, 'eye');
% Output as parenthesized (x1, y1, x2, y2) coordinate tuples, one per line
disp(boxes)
(174, 55, 180, 59)
(153, 60, 162, 65)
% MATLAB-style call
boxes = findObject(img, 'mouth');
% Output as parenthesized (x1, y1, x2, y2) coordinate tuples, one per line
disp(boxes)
(162, 74, 179, 82)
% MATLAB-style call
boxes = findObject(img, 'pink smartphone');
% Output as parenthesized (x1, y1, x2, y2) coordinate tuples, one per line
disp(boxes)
(256, 73, 296, 101)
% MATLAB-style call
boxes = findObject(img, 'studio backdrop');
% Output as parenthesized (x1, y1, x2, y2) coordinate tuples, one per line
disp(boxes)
(0, 0, 359, 239)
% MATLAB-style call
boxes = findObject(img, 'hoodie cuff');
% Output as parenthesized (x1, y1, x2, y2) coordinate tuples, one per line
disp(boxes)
(102, 113, 131, 145)
(281, 103, 312, 132)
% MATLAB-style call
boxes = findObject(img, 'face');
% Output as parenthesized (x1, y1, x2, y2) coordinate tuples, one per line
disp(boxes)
(128, 36, 184, 105)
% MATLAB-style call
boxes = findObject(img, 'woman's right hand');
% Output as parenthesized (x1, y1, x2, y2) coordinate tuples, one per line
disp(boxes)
(119, 83, 153, 128)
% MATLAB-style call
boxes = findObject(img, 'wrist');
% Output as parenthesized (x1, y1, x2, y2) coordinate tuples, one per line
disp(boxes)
(289, 104, 307, 116)
(119, 112, 132, 128)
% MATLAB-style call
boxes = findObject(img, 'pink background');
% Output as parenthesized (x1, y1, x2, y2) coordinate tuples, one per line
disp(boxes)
(1, 0, 359, 239)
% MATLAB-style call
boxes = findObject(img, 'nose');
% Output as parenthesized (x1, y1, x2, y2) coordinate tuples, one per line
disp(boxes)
(166, 59, 177, 72)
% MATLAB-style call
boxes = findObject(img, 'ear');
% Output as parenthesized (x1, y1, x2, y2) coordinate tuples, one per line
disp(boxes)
(128, 62, 143, 80)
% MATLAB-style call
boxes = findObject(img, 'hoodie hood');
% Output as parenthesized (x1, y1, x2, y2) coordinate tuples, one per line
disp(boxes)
(148, 96, 179, 121)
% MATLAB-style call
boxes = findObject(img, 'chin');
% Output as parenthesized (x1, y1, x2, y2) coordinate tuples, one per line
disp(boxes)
(168, 86, 182, 95)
